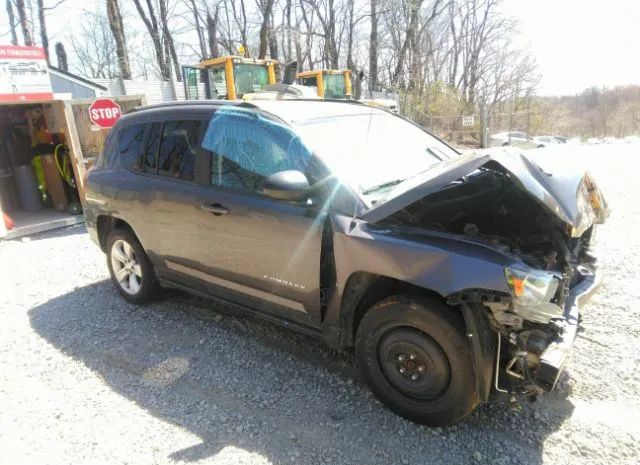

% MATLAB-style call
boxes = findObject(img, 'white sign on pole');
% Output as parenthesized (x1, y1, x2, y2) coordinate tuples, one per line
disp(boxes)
(462, 115, 474, 127)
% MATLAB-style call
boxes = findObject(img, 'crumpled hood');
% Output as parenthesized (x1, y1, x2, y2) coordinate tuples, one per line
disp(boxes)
(360, 148, 609, 237)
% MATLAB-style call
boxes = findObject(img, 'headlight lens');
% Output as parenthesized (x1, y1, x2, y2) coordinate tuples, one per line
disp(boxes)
(505, 267, 559, 305)
(504, 268, 563, 323)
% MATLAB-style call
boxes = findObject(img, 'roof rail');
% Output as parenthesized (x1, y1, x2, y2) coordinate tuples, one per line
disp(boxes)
(127, 97, 363, 115)
(128, 99, 253, 114)
(246, 97, 367, 106)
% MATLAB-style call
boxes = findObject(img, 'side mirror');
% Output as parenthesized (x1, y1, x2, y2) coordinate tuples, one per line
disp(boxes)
(261, 170, 310, 201)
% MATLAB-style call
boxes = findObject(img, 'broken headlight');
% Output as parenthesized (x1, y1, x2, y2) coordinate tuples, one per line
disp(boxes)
(504, 267, 563, 324)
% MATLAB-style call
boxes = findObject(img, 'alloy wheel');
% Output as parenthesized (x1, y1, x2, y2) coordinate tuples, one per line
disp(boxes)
(110, 239, 142, 295)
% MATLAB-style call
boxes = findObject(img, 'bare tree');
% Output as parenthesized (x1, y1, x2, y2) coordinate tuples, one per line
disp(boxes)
(36, 0, 49, 61)
(70, 10, 119, 79)
(258, 0, 275, 58)
(284, 0, 292, 61)
(390, 0, 447, 86)
(186, 0, 207, 59)
(207, 7, 220, 58)
(106, 0, 132, 79)
(34, 0, 68, 63)
(226, 0, 249, 55)
(15, 0, 33, 46)
(302, 0, 340, 68)
(158, 0, 182, 81)
(297, 2, 316, 69)
(368, 0, 378, 90)
(6, 0, 19, 45)
(132, 0, 170, 80)
(54, 41, 67, 70)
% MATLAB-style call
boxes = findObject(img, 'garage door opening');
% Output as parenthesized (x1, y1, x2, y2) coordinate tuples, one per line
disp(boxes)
(0, 101, 84, 239)
(0, 95, 145, 240)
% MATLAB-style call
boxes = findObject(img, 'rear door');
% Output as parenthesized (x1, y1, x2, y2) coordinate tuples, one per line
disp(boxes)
(126, 110, 217, 269)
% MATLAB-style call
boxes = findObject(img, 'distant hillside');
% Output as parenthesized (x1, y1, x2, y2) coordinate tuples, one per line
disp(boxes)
(529, 85, 640, 138)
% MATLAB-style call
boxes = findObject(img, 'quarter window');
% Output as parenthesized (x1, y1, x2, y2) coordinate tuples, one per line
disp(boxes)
(113, 123, 144, 169)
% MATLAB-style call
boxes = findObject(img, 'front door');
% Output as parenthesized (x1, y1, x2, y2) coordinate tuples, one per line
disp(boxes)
(163, 108, 326, 322)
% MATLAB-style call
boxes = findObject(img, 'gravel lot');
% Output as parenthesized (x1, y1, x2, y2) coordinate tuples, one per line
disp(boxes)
(1, 144, 639, 465)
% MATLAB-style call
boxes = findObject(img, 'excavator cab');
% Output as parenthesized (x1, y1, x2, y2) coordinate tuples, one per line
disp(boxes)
(296, 69, 352, 99)
(182, 56, 278, 100)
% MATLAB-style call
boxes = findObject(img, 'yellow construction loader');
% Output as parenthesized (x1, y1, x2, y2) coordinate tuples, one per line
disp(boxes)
(182, 55, 279, 100)
(295, 68, 399, 113)
(295, 69, 353, 99)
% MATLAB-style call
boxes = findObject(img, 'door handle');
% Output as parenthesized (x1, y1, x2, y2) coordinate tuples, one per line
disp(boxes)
(201, 203, 229, 216)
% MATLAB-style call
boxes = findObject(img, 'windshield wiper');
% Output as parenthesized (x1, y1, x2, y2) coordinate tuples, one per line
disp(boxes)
(362, 178, 405, 195)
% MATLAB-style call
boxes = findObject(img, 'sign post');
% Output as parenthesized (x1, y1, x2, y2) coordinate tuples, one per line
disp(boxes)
(88, 98, 122, 128)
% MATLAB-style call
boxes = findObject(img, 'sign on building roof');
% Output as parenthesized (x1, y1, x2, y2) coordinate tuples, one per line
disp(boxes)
(0, 45, 53, 102)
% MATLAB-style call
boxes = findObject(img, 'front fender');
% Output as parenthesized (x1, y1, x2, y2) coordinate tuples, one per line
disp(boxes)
(332, 216, 517, 298)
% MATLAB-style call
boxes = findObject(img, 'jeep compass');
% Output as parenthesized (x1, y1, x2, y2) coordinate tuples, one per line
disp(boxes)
(84, 100, 608, 425)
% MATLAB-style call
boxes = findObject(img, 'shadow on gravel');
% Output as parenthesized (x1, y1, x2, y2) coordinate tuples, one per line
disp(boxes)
(29, 280, 576, 465)
(13, 223, 88, 242)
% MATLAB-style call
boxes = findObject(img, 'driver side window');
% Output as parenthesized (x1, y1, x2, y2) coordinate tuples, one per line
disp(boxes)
(203, 109, 312, 194)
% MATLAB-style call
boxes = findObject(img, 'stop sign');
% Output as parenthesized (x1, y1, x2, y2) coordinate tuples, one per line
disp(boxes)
(88, 98, 122, 128)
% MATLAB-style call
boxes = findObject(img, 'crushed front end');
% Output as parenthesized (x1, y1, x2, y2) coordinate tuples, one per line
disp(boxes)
(476, 247, 601, 396)
(377, 151, 609, 398)
(442, 170, 609, 397)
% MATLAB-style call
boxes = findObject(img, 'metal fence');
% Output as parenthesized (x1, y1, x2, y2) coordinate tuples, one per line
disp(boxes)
(413, 109, 535, 150)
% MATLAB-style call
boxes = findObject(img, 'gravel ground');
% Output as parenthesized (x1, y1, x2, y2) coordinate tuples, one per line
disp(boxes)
(1, 144, 639, 465)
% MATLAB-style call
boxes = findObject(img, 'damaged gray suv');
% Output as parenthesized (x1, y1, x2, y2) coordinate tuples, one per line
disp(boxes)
(84, 100, 608, 426)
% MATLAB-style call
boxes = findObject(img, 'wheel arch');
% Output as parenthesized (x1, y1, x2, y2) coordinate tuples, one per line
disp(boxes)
(96, 215, 137, 252)
(340, 272, 497, 402)
(339, 271, 458, 349)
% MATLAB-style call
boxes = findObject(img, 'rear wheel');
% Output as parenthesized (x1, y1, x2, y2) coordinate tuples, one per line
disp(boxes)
(355, 296, 478, 426)
(106, 228, 162, 304)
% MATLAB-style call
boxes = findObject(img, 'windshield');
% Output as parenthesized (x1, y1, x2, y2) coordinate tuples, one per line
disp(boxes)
(234, 64, 269, 97)
(323, 73, 347, 99)
(296, 112, 458, 206)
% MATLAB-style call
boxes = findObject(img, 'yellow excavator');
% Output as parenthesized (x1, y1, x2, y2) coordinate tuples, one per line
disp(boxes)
(295, 69, 353, 99)
(295, 68, 399, 113)
(182, 57, 399, 113)
(182, 55, 279, 100)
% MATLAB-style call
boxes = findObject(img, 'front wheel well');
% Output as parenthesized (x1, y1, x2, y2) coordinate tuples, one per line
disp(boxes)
(340, 272, 460, 348)
(96, 216, 135, 252)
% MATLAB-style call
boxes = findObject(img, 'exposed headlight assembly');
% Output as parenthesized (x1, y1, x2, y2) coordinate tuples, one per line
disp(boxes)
(504, 267, 563, 324)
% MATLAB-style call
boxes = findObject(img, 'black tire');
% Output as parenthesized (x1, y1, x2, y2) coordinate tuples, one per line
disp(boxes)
(355, 295, 478, 426)
(106, 228, 163, 305)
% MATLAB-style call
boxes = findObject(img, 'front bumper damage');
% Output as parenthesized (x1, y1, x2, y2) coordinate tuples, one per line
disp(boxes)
(534, 265, 601, 391)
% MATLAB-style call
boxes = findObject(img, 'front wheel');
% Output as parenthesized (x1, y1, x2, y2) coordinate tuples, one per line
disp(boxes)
(106, 228, 162, 304)
(355, 296, 478, 426)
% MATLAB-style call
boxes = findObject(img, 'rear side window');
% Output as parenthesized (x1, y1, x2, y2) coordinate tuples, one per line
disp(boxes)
(157, 120, 202, 181)
(113, 124, 145, 170)
(143, 123, 161, 173)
